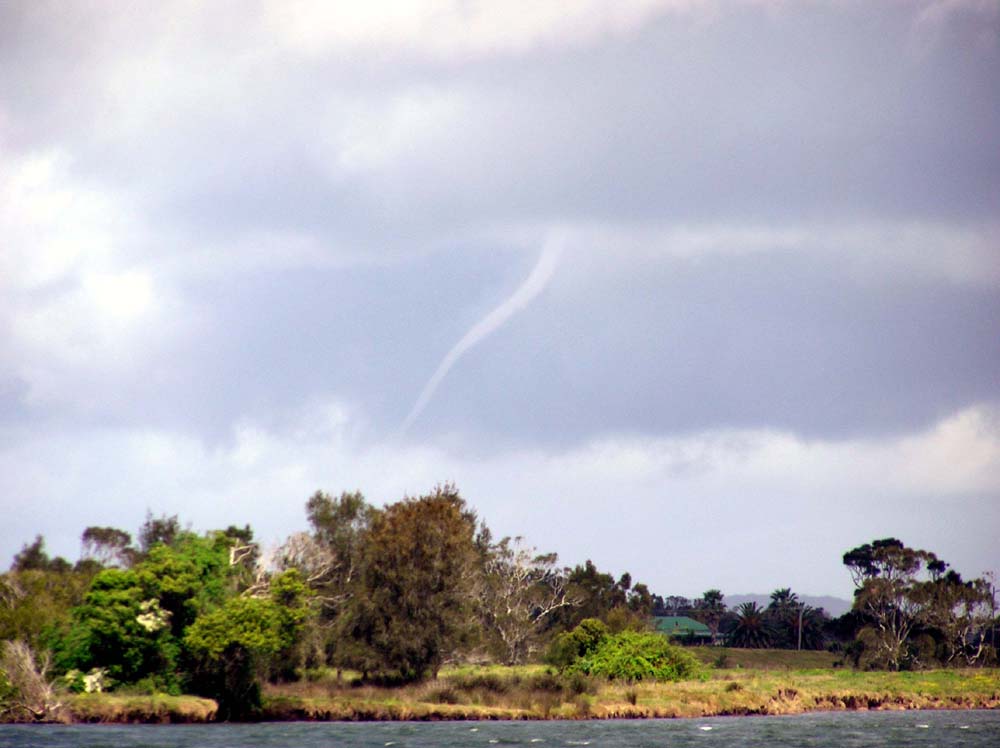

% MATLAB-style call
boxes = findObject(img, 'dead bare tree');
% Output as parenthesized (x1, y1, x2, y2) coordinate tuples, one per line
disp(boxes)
(480, 537, 579, 665)
(0, 641, 63, 722)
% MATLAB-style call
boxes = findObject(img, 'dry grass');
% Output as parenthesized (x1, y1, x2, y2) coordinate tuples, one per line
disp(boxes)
(26, 664, 998, 723)
(66, 693, 218, 723)
(261, 665, 1000, 721)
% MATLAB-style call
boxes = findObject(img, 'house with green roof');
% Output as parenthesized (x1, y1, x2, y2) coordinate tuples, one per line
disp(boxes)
(652, 615, 714, 643)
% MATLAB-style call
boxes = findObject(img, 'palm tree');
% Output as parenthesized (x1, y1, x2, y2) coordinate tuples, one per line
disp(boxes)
(730, 602, 773, 648)
(767, 588, 802, 648)
(768, 588, 800, 612)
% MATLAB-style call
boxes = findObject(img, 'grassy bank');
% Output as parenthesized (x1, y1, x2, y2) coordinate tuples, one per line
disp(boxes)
(65, 693, 217, 723)
(259, 664, 1000, 721)
(36, 663, 1000, 722)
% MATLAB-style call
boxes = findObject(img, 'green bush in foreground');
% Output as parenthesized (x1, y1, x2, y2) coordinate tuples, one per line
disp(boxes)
(570, 630, 703, 682)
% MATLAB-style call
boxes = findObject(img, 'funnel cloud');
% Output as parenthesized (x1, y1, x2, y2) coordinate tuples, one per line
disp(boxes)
(398, 236, 565, 436)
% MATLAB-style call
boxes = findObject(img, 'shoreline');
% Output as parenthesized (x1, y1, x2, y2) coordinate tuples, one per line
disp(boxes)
(17, 698, 1000, 725)
(22, 667, 997, 724)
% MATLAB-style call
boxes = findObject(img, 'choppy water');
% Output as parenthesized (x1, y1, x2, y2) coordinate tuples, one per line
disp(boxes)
(0, 710, 997, 748)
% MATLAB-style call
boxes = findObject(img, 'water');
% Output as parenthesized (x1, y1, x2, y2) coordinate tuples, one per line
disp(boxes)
(0, 710, 997, 748)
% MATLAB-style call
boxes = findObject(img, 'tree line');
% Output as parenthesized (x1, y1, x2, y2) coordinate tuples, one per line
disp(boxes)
(1, 486, 997, 720)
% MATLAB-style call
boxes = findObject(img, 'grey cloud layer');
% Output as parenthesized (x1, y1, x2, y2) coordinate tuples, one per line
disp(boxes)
(1, 1, 998, 590)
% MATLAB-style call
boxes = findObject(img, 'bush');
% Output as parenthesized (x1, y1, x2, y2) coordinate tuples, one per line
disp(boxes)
(448, 672, 510, 693)
(569, 631, 703, 682)
(546, 618, 608, 670)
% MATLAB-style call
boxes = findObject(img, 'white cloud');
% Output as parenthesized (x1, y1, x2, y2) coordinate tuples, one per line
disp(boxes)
(262, 0, 705, 62)
(2, 399, 997, 597)
(553, 220, 1000, 287)
(0, 151, 186, 408)
(324, 87, 467, 177)
(0, 152, 122, 290)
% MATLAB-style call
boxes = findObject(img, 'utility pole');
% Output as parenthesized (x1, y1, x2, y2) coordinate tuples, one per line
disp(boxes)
(797, 604, 805, 651)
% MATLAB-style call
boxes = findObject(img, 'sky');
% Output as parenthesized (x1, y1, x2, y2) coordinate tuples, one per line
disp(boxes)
(1, 0, 998, 602)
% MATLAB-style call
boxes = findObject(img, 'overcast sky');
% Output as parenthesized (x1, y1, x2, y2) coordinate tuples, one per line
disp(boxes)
(2, 0, 998, 601)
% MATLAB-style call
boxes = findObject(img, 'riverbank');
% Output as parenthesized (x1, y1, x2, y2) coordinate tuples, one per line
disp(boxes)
(49, 665, 999, 723)
(64, 693, 217, 723)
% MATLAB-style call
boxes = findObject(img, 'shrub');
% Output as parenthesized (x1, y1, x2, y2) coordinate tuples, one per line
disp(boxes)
(429, 686, 460, 704)
(570, 631, 702, 682)
(546, 618, 608, 670)
(448, 672, 509, 693)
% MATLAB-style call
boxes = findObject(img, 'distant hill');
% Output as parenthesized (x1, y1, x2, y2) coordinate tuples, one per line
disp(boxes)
(724, 593, 852, 618)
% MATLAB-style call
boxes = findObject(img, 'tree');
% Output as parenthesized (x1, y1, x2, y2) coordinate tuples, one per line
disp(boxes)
(11, 536, 70, 573)
(763, 588, 828, 649)
(730, 602, 772, 648)
(626, 583, 655, 616)
(275, 491, 373, 672)
(692, 589, 726, 644)
(479, 536, 576, 665)
(918, 571, 995, 666)
(58, 530, 237, 688)
(661, 596, 693, 617)
(80, 527, 135, 568)
(0, 641, 62, 722)
(843, 538, 943, 670)
(344, 485, 478, 681)
(184, 570, 309, 720)
(0, 567, 94, 653)
(56, 567, 175, 686)
(138, 513, 182, 554)
(300, 491, 371, 615)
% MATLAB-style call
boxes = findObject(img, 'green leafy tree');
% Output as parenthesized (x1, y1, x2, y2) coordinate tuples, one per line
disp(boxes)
(691, 589, 726, 644)
(138, 513, 182, 555)
(184, 570, 309, 719)
(765, 588, 801, 648)
(11, 537, 71, 574)
(277, 491, 373, 672)
(566, 561, 627, 623)
(57, 530, 237, 689)
(56, 568, 177, 686)
(550, 561, 652, 633)
(0, 568, 94, 653)
(627, 583, 655, 616)
(344, 485, 478, 682)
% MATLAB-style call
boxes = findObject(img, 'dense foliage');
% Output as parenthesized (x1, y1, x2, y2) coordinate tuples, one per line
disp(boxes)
(1, 494, 997, 722)
(843, 538, 997, 670)
(571, 630, 703, 682)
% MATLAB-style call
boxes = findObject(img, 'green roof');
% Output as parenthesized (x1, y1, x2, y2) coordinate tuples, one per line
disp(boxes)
(652, 616, 712, 637)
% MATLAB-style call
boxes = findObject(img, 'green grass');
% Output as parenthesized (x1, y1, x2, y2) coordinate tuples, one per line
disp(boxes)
(687, 647, 839, 670)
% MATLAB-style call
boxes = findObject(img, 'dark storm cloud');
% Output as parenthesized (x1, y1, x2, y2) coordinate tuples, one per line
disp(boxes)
(1, 1, 998, 593)
(415, 248, 1000, 444)
(4, 2, 998, 246)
